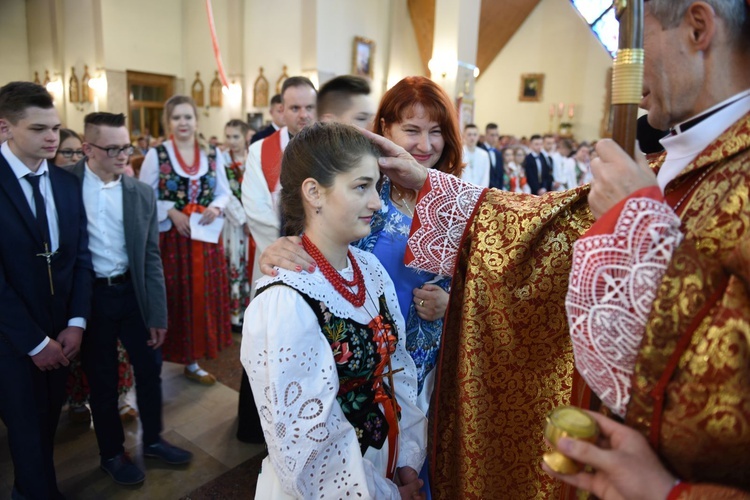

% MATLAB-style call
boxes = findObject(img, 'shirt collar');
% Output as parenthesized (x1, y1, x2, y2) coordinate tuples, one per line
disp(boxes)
(669, 89, 750, 136)
(2, 141, 49, 179)
(84, 162, 122, 188)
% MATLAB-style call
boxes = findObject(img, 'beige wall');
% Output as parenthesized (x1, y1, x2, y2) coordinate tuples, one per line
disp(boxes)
(474, 0, 612, 142)
(0, 0, 30, 85)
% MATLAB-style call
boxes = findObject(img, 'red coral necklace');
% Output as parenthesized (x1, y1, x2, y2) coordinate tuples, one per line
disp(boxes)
(171, 135, 200, 176)
(301, 234, 365, 307)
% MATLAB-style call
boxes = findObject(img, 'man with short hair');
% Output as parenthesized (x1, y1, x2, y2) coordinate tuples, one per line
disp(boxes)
(317, 75, 376, 129)
(523, 134, 553, 194)
(0, 81, 93, 499)
(250, 93, 285, 144)
(478, 122, 503, 189)
(238, 76, 317, 443)
(66, 112, 192, 486)
(460, 123, 490, 187)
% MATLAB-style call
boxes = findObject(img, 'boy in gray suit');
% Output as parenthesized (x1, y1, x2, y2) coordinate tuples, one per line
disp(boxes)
(70, 112, 192, 485)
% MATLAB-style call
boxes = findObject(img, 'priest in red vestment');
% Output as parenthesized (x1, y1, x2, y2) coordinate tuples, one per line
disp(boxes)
(372, 1, 750, 498)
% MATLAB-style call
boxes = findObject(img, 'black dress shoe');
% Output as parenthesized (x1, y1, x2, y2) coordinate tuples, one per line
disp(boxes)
(143, 439, 193, 465)
(100, 453, 146, 485)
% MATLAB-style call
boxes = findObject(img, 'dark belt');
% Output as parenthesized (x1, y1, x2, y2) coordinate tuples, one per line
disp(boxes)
(94, 271, 130, 286)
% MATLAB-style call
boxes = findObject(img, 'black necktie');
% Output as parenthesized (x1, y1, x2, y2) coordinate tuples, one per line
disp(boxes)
(25, 173, 52, 245)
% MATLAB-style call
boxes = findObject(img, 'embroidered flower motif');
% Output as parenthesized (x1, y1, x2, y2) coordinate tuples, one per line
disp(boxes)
(331, 341, 353, 365)
(166, 179, 178, 191)
(159, 163, 171, 174)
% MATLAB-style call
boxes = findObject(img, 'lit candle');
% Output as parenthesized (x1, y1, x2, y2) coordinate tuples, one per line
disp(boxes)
(568, 104, 575, 119)
(558, 102, 565, 117)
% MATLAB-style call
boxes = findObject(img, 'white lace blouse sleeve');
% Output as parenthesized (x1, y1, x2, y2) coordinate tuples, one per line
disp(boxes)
(241, 284, 402, 499)
(208, 150, 230, 211)
(139, 147, 175, 226)
(223, 195, 247, 227)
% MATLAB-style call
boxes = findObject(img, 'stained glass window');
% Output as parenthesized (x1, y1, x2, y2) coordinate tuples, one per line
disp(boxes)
(571, 0, 619, 56)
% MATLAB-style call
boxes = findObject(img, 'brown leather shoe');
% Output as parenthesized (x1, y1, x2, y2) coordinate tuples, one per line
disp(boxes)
(183, 366, 217, 385)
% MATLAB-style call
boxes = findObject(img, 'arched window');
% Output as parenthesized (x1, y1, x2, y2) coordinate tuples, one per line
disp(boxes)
(571, 0, 619, 56)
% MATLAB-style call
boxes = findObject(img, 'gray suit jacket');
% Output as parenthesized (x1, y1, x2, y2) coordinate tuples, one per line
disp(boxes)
(67, 160, 168, 329)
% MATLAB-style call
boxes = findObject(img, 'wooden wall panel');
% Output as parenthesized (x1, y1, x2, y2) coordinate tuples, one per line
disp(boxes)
(476, 0, 541, 78)
(407, 0, 435, 76)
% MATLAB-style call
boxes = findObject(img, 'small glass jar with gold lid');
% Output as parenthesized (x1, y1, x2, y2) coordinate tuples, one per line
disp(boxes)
(543, 406, 600, 474)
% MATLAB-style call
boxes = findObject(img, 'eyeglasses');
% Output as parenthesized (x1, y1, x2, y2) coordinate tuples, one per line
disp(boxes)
(58, 149, 85, 159)
(89, 143, 134, 158)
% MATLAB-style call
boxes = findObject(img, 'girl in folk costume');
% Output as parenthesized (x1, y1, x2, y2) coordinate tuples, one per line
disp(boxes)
(510, 146, 532, 193)
(241, 123, 426, 499)
(139, 95, 232, 385)
(221, 119, 253, 331)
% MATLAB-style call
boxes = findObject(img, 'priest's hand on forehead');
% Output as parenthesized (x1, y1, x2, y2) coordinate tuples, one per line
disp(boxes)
(588, 139, 658, 220)
(359, 127, 428, 192)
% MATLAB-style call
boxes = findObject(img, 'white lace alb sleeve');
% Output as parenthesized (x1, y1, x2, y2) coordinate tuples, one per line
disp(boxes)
(566, 197, 683, 417)
(241, 283, 403, 499)
(406, 169, 485, 276)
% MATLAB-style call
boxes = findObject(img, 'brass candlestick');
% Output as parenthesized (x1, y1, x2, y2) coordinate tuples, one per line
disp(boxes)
(543, 406, 599, 474)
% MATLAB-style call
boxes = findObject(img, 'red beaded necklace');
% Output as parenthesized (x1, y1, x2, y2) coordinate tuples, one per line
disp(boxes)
(302, 234, 366, 307)
(170, 135, 201, 176)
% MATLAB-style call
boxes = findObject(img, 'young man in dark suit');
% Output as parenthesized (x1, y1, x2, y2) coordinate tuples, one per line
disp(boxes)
(68, 112, 192, 485)
(0, 81, 93, 499)
(523, 134, 554, 195)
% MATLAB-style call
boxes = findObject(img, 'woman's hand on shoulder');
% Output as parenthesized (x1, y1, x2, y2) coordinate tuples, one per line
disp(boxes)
(259, 236, 316, 276)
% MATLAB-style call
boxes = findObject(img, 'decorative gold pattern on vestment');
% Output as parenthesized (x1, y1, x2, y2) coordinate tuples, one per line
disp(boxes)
(627, 112, 750, 491)
(432, 188, 593, 499)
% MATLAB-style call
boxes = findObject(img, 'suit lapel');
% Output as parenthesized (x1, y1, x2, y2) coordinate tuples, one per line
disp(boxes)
(48, 165, 69, 250)
(0, 153, 44, 245)
(121, 176, 136, 255)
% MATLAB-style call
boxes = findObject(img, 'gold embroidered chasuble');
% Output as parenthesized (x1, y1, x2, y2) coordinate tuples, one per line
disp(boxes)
(405, 172, 594, 499)
(406, 111, 750, 498)
(625, 112, 750, 495)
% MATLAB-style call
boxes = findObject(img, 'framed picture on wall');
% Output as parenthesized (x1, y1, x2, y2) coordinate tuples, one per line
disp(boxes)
(352, 36, 375, 78)
(519, 73, 544, 102)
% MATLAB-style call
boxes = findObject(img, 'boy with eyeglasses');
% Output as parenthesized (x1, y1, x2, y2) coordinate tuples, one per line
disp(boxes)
(63, 112, 192, 486)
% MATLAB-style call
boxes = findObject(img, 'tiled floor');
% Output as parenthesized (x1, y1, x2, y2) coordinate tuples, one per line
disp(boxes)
(0, 362, 265, 499)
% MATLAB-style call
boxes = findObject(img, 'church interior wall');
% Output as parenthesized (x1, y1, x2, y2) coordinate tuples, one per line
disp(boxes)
(2, 0, 608, 141)
(474, 0, 612, 142)
(0, 0, 30, 86)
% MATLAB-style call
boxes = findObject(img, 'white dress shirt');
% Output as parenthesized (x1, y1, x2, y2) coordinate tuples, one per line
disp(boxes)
(658, 89, 750, 190)
(461, 145, 491, 187)
(82, 164, 129, 278)
(1, 141, 85, 355)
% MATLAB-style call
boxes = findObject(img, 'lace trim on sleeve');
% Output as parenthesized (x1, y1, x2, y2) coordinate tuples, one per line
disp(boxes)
(566, 197, 683, 417)
(406, 169, 484, 276)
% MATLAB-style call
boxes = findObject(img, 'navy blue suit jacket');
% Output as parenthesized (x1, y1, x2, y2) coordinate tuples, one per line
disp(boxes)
(250, 124, 278, 145)
(0, 155, 93, 357)
(523, 153, 553, 195)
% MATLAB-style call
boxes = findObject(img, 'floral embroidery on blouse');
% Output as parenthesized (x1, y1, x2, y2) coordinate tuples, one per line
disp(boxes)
(156, 144, 218, 210)
(266, 285, 400, 457)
